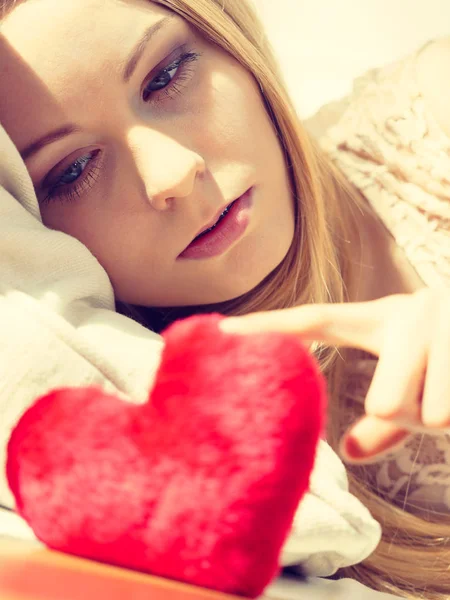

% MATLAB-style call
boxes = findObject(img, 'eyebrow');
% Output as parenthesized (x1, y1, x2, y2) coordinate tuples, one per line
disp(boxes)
(20, 125, 81, 161)
(122, 14, 176, 83)
(19, 15, 176, 162)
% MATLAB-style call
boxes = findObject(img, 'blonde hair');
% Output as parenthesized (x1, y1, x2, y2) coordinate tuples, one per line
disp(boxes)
(141, 1, 450, 598)
(3, 0, 449, 596)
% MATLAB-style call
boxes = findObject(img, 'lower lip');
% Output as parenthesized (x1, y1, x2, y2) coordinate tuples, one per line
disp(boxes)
(178, 188, 253, 260)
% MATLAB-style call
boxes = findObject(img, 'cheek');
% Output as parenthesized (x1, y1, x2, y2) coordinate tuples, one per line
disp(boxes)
(192, 68, 271, 160)
(71, 215, 164, 296)
(42, 204, 160, 274)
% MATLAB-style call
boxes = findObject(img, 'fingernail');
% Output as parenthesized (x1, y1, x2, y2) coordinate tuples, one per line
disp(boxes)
(341, 417, 409, 463)
(342, 435, 366, 460)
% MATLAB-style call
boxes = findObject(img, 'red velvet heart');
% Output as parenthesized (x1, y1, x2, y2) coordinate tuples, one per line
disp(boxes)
(7, 314, 326, 598)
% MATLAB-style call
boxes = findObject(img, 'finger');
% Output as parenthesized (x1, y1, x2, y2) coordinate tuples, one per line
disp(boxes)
(421, 314, 450, 428)
(364, 318, 427, 425)
(220, 299, 390, 354)
(341, 415, 411, 464)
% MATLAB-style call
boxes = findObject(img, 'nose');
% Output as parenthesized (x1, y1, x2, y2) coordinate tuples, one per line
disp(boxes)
(128, 127, 206, 211)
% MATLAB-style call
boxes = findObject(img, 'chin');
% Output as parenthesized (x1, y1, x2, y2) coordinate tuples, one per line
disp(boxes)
(184, 265, 284, 308)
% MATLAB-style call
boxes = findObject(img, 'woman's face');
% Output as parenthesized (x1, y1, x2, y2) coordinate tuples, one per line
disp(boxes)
(0, 0, 295, 307)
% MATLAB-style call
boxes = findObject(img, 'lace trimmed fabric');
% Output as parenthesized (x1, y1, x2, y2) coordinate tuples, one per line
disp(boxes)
(344, 357, 450, 516)
(315, 41, 450, 516)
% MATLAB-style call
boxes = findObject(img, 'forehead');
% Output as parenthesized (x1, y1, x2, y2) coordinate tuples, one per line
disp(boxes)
(1, 0, 171, 77)
(0, 0, 177, 147)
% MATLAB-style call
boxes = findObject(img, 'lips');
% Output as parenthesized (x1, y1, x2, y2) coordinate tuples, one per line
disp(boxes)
(179, 189, 253, 260)
(192, 201, 236, 242)
(193, 201, 236, 242)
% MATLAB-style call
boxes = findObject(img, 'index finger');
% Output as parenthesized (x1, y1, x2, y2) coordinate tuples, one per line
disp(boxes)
(220, 301, 386, 354)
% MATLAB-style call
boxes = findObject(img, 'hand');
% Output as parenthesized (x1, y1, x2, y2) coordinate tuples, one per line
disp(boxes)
(221, 289, 450, 463)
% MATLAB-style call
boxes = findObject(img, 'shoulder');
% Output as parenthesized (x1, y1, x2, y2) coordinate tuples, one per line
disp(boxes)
(416, 37, 450, 139)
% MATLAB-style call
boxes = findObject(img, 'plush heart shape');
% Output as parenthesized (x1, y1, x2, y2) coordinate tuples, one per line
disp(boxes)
(7, 314, 326, 597)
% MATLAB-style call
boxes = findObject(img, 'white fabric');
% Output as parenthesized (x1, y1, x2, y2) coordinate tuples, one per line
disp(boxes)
(280, 442, 381, 576)
(0, 122, 380, 576)
(0, 508, 38, 542)
(267, 574, 401, 599)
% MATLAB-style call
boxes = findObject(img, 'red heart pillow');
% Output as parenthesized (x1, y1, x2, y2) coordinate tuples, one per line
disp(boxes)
(7, 314, 326, 598)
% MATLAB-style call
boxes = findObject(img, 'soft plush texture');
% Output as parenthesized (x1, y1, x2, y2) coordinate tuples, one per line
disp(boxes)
(7, 314, 325, 598)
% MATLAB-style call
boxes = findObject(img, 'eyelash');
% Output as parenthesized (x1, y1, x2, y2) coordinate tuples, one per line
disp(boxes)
(40, 49, 201, 205)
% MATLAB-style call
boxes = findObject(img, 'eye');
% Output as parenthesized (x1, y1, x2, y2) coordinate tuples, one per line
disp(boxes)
(142, 50, 200, 103)
(40, 150, 102, 205)
(145, 63, 179, 94)
(57, 154, 92, 185)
